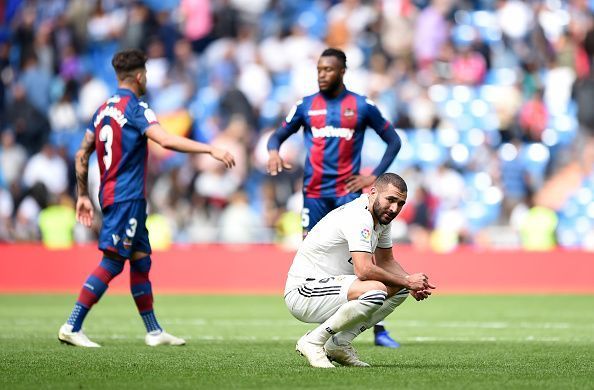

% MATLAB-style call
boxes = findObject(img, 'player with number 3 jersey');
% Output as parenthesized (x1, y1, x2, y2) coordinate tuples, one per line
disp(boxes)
(58, 49, 235, 348)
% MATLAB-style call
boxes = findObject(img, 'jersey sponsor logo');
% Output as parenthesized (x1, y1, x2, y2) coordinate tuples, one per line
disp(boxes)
(360, 227, 371, 242)
(308, 109, 327, 116)
(343, 108, 355, 117)
(94, 105, 128, 128)
(311, 126, 355, 140)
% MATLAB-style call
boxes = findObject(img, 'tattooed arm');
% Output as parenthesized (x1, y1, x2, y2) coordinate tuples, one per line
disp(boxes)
(74, 130, 96, 227)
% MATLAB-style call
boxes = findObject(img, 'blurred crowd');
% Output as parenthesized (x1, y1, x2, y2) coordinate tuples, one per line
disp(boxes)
(1, 0, 594, 251)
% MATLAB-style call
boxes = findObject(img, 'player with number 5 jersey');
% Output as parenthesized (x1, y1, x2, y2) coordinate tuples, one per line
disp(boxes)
(267, 48, 403, 348)
(58, 49, 235, 348)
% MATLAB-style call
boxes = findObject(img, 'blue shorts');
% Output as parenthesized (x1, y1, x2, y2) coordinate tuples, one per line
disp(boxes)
(302, 193, 360, 231)
(98, 199, 151, 258)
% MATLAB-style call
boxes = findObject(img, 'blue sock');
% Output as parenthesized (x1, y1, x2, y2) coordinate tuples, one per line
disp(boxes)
(130, 256, 162, 334)
(141, 311, 162, 333)
(67, 303, 90, 332)
(67, 257, 124, 332)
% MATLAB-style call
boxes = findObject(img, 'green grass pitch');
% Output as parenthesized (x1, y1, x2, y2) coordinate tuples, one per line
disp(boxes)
(0, 294, 592, 389)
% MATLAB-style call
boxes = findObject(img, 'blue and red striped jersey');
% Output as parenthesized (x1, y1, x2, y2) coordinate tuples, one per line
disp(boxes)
(268, 89, 401, 198)
(88, 88, 159, 209)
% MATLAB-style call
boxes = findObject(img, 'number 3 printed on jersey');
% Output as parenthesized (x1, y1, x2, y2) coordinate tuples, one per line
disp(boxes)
(99, 125, 113, 169)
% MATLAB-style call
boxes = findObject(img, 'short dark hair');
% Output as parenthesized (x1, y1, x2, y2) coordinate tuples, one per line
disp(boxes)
(375, 172, 407, 193)
(111, 49, 147, 79)
(321, 48, 347, 68)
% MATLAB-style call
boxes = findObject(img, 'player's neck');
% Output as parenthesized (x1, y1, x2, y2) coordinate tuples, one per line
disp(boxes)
(118, 82, 141, 97)
(320, 84, 345, 99)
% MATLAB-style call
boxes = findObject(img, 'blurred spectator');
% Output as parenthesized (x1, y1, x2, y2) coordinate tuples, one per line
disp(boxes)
(180, 0, 213, 52)
(18, 53, 52, 114)
(78, 75, 110, 123)
(219, 190, 264, 243)
(38, 193, 76, 249)
(120, 2, 154, 51)
(13, 182, 49, 241)
(518, 89, 548, 142)
(87, 1, 126, 44)
(0, 129, 27, 189)
(407, 185, 438, 250)
(22, 143, 68, 196)
(413, 0, 451, 69)
(5, 83, 50, 155)
(451, 44, 487, 85)
(519, 203, 558, 251)
(146, 213, 174, 250)
(48, 82, 79, 135)
(572, 68, 594, 172)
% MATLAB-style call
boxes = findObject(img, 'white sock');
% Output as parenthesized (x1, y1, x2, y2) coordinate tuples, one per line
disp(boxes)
(305, 290, 387, 345)
(332, 288, 409, 346)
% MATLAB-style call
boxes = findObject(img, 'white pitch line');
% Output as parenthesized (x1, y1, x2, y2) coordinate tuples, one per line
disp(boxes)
(2, 318, 593, 330)
(0, 334, 572, 343)
(159, 319, 594, 330)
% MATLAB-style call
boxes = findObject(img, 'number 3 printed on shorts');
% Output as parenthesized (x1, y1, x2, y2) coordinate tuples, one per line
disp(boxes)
(126, 218, 138, 238)
(99, 125, 113, 169)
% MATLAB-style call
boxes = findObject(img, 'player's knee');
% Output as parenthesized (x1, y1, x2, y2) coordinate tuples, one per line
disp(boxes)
(130, 256, 151, 273)
(348, 280, 387, 300)
(100, 256, 125, 276)
(363, 281, 388, 294)
(358, 289, 388, 308)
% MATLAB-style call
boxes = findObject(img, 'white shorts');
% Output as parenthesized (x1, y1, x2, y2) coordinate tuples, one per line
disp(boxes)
(284, 275, 358, 324)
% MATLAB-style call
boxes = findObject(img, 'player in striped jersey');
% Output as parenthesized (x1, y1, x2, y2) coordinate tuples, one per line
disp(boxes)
(267, 48, 403, 347)
(58, 49, 235, 347)
(284, 173, 436, 368)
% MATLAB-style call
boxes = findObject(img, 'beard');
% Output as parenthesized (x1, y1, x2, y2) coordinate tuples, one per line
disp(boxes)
(319, 79, 341, 95)
(373, 199, 396, 225)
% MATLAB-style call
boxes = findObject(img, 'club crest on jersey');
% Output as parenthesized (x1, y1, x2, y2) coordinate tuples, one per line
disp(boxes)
(123, 237, 132, 249)
(360, 227, 371, 241)
(343, 108, 355, 117)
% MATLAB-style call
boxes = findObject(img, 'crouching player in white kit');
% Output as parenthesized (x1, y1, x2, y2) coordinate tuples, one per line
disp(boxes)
(284, 173, 436, 368)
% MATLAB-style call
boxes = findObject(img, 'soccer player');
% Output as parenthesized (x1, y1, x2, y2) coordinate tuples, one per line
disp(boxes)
(284, 173, 436, 368)
(58, 49, 235, 347)
(267, 48, 403, 347)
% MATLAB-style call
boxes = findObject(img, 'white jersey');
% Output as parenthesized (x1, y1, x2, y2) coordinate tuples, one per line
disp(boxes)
(285, 194, 392, 293)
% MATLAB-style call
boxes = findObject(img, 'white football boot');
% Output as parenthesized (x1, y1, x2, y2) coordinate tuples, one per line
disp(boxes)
(145, 330, 186, 346)
(324, 336, 370, 367)
(58, 324, 101, 347)
(295, 333, 335, 368)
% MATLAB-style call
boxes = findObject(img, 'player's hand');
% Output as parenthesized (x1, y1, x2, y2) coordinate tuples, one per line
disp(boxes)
(210, 147, 236, 168)
(410, 289, 432, 301)
(76, 196, 94, 228)
(345, 174, 376, 193)
(405, 273, 436, 291)
(267, 151, 292, 176)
